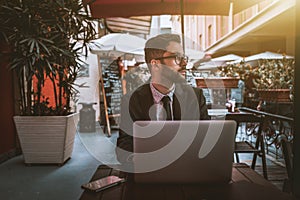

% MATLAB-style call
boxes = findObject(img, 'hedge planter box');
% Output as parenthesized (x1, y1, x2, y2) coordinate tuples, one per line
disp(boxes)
(195, 77, 240, 89)
(257, 89, 291, 102)
(13, 113, 79, 165)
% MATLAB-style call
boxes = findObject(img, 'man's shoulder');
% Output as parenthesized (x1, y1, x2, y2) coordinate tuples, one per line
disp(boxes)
(123, 83, 151, 99)
(176, 83, 203, 94)
(192, 86, 203, 92)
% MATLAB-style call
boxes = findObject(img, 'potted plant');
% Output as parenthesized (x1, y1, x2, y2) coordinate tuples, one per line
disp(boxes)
(253, 59, 294, 102)
(0, 0, 96, 164)
(220, 57, 294, 102)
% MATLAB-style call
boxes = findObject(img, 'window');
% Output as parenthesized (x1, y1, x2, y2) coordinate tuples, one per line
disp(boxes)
(199, 34, 203, 50)
(208, 25, 212, 47)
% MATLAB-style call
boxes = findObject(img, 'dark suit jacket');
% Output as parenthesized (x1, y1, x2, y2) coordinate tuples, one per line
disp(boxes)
(116, 82, 210, 163)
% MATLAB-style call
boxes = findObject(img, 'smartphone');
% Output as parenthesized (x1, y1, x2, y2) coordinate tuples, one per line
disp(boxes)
(81, 175, 125, 192)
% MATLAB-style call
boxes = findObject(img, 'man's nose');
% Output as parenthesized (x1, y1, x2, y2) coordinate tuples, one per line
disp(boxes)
(180, 59, 187, 68)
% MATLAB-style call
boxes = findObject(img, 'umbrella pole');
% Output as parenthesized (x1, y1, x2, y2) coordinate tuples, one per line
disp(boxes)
(180, 0, 185, 53)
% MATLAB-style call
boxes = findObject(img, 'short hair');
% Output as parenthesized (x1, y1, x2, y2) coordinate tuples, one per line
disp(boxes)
(144, 34, 181, 69)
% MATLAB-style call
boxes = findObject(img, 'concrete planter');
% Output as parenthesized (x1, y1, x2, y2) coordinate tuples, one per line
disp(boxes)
(195, 77, 240, 89)
(13, 113, 79, 165)
(257, 89, 291, 102)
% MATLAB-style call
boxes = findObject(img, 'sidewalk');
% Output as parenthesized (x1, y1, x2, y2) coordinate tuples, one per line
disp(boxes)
(0, 123, 116, 200)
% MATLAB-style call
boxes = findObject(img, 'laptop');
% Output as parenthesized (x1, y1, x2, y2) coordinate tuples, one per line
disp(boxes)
(132, 120, 236, 184)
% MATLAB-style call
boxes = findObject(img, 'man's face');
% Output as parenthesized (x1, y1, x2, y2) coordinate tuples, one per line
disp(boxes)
(158, 41, 188, 86)
(162, 41, 186, 72)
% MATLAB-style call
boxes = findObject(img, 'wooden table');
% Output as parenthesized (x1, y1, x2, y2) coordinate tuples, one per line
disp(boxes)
(80, 164, 295, 200)
(207, 109, 255, 120)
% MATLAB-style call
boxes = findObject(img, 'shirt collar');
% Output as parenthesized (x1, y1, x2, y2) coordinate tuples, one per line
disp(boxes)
(150, 81, 175, 104)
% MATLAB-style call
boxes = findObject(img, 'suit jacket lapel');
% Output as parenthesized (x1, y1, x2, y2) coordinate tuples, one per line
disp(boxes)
(173, 94, 181, 120)
(174, 83, 200, 120)
(137, 83, 154, 120)
(174, 84, 187, 120)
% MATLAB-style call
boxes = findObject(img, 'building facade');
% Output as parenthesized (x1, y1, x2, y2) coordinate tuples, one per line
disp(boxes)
(163, 0, 295, 57)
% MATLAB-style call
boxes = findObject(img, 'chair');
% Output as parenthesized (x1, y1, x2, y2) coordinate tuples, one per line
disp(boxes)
(225, 113, 268, 179)
(277, 135, 293, 193)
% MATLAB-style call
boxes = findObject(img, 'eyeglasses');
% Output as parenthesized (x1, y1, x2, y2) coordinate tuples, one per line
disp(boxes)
(155, 54, 189, 65)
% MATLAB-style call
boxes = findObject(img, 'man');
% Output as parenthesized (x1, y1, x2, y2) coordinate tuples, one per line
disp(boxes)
(116, 33, 210, 163)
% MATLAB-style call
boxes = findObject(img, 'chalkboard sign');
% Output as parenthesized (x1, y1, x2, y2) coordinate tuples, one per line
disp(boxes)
(202, 88, 212, 104)
(231, 88, 243, 103)
(100, 58, 123, 118)
(230, 80, 244, 103)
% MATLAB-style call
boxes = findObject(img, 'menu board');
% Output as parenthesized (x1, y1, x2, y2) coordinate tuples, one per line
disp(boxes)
(231, 88, 243, 103)
(202, 88, 212, 104)
(100, 58, 123, 120)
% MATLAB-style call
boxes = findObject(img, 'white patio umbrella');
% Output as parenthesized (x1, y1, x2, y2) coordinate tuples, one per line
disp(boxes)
(211, 54, 243, 66)
(196, 61, 219, 71)
(184, 48, 206, 69)
(185, 48, 205, 60)
(228, 51, 294, 65)
(89, 33, 146, 61)
(193, 54, 241, 70)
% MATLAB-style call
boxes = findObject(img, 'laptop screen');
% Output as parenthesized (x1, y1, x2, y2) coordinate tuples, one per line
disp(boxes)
(133, 120, 236, 183)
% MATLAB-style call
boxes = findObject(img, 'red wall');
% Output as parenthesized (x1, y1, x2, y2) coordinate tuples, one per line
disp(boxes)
(33, 73, 67, 108)
(0, 42, 17, 157)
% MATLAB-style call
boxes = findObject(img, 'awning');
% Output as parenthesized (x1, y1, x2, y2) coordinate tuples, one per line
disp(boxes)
(84, 0, 262, 51)
(205, 0, 295, 56)
(84, 0, 262, 18)
(105, 16, 151, 35)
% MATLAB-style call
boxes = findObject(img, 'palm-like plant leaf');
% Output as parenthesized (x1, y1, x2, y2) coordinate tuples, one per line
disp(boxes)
(0, 0, 97, 115)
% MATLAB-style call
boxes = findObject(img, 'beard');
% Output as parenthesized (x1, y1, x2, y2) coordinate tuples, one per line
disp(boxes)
(160, 65, 187, 86)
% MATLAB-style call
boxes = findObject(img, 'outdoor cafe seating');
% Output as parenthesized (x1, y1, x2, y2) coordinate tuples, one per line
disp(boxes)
(80, 107, 295, 200)
(225, 109, 268, 179)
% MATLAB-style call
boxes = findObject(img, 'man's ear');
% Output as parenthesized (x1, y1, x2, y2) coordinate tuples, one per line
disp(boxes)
(150, 59, 160, 69)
